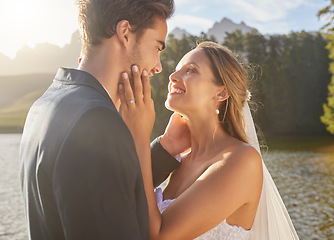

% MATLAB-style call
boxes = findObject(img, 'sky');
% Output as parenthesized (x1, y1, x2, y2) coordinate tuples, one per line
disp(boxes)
(0, 0, 329, 59)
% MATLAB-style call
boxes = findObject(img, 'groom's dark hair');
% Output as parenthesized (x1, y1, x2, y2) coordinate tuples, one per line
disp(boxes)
(77, 0, 174, 53)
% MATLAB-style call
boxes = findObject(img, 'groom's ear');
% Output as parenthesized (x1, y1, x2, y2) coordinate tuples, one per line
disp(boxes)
(216, 87, 229, 102)
(115, 20, 132, 47)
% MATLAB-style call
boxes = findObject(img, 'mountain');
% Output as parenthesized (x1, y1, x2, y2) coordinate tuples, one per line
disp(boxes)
(169, 27, 192, 39)
(0, 73, 55, 132)
(207, 18, 258, 43)
(168, 17, 258, 43)
(0, 73, 53, 109)
(0, 30, 81, 76)
(0, 17, 258, 76)
(0, 18, 258, 75)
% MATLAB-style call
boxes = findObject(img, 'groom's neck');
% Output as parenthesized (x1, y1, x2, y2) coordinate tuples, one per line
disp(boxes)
(78, 40, 127, 109)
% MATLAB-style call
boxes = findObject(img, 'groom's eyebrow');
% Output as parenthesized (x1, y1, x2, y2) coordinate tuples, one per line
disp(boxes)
(157, 40, 166, 51)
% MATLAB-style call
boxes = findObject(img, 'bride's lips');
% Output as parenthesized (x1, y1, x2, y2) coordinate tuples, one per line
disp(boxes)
(169, 84, 185, 95)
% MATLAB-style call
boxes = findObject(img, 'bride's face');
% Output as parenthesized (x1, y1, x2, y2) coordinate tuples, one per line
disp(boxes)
(165, 49, 221, 117)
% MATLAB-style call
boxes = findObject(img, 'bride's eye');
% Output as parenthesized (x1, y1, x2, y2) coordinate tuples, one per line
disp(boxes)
(186, 67, 196, 73)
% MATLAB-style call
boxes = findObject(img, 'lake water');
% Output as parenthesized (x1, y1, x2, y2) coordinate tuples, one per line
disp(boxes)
(0, 134, 333, 239)
(264, 150, 334, 239)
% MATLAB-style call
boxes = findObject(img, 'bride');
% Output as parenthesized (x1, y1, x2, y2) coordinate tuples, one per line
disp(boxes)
(119, 42, 299, 239)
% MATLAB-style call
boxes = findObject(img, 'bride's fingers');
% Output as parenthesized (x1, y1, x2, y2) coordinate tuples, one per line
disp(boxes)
(142, 70, 151, 103)
(119, 83, 127, 109)
(132, 65, 143, 104)
(121, 72, 135, 107)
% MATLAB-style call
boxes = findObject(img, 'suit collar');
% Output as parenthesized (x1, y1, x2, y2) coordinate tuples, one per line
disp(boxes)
(54, 68, 112, 102)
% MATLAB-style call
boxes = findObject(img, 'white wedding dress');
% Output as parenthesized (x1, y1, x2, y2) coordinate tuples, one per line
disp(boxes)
(153, 100, 299, 240)
(155, 187, 252, 240)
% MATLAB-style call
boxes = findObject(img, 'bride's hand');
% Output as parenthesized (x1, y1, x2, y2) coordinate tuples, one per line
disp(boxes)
(160, 113, 191, 156)
(119, 65, 155, 143)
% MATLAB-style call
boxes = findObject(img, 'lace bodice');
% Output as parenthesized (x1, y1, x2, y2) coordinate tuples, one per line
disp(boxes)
(155, 188, 252, 240)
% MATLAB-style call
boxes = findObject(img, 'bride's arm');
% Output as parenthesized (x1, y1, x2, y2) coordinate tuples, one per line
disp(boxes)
(119, 66, 263, 240)
(119, 66, 164, 237)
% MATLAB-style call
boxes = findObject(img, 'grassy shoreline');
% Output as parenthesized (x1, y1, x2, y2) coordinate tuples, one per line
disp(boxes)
(1, 129, 333, 154)
(265, 135, 334, 153)
(0, 127, 23, 134)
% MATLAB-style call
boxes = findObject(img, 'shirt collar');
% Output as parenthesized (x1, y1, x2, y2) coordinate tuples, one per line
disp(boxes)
(54, 67, 112, 102)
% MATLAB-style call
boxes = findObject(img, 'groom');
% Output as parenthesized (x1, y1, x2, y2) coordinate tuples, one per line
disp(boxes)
(19, 0, 181, 239)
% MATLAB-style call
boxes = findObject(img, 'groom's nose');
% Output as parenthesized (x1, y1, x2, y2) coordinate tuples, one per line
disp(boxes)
(154, 55, 162, 74)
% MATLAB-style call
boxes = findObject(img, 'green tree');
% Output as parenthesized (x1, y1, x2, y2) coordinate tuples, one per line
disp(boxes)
(150, 30, 330, 137)
(224, 30, 245, 54)
(261, 32, 330, 135)
(319, 3, 334, 134)
(225, 30, 330, 135)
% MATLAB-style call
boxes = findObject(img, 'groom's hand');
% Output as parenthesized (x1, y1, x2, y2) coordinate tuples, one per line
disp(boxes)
(160, 113, 190, 156)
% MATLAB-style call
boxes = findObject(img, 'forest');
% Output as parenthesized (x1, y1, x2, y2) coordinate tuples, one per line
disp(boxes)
(150, 30, 331, 138)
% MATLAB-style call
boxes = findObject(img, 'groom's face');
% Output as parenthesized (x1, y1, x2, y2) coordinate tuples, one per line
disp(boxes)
(128, 17, 168, 77)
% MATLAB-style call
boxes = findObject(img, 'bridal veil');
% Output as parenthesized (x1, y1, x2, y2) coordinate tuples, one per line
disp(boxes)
(242, 101, 300, 240)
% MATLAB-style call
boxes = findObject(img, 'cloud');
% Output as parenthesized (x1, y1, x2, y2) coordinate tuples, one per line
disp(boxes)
(174, 0, 310, 27)
(174, 0, 208, 13)
(229, 0, 305, 22)
(189, 5, 208, 14)
(302, 0, 327, 8)
(174, 0, 193, 6)
(168, 14, 214, 35)
(250, 20, 292, 34)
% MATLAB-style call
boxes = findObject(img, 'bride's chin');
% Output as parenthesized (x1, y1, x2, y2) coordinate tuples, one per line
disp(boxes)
(165, 99, 179, 112)
(165, 100, 187, 117)
(165, 99, 173, 111)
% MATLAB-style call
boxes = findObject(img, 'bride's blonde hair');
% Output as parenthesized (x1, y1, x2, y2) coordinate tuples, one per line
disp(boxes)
(196, 42, 249, 143)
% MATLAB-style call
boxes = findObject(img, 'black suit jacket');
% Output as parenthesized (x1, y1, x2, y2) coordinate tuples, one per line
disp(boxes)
(19, 68, 180, 240)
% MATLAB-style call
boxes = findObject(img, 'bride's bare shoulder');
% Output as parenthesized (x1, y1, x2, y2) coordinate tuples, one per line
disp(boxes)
(198, 140, 263, 201)
(214, 141, 263, 176)
(234, 141, 262, 162)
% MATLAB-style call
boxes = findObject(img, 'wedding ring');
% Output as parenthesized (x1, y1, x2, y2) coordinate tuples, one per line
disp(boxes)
(128, 99, 135, 104)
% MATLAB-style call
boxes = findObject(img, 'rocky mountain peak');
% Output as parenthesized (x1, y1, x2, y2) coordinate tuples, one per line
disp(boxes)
(207, 17, 258, 43)
(169, 17, 258, 44)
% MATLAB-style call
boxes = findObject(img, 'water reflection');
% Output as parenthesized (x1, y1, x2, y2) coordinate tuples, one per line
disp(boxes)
(264, 151, 334, 239)
(1, 134, 333, 239)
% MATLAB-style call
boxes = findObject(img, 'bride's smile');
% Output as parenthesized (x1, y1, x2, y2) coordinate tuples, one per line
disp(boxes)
(168, 84, 185, 95)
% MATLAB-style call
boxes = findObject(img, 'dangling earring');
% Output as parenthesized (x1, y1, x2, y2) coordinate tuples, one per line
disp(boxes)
(215, 92, 225, 115)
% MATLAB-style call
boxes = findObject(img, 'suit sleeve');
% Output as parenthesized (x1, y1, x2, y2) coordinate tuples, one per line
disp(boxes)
(53, 107, 148, 240)
(150, 137, 180, 187)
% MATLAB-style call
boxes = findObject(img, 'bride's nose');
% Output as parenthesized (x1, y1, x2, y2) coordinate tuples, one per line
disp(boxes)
(169, 71, 180, 83)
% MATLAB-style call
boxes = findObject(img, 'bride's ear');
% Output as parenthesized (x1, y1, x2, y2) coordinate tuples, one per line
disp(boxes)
(215, 87, 229, 102)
